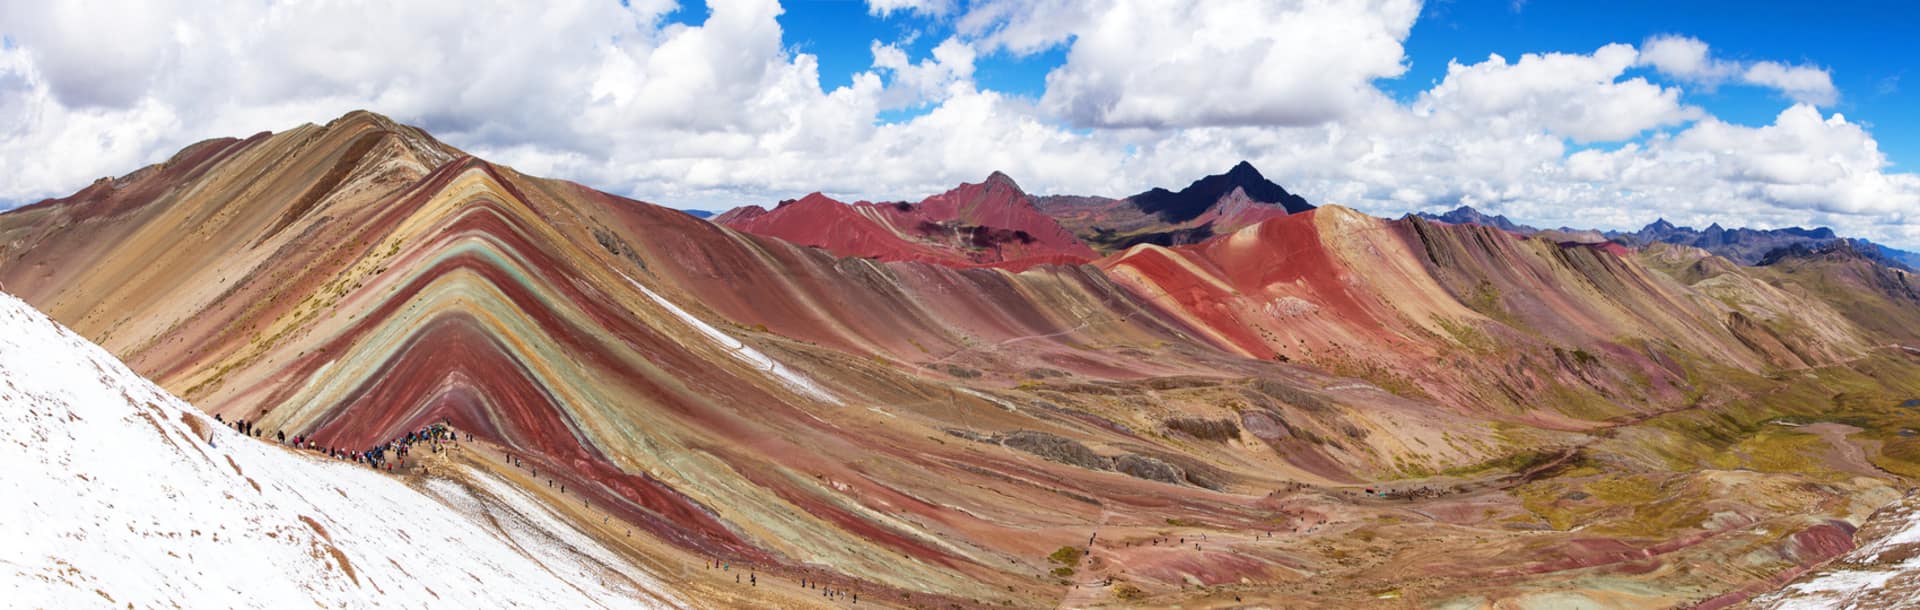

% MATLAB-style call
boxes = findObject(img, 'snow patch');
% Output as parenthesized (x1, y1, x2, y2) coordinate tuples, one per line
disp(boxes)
(1749, 493, 1920, 609)
(619, 272, 841, 405)
(0, 291, 681, 608)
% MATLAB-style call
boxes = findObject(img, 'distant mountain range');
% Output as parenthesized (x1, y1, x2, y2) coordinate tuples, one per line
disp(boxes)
(1413, 206, 1536, 234)
(720, 174, 1917, 272)
(710, 161, 1318, 263)
(1615, 219, 1919, 270)
(1416, 205, 1918, 270)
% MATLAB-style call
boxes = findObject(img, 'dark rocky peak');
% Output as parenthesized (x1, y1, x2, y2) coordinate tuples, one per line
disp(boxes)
(1781, 226, 1837, 240)
(1224, 160, 1265, 182)
(1127, 161, 1313, 224)
(1414, 205, 1535, 234)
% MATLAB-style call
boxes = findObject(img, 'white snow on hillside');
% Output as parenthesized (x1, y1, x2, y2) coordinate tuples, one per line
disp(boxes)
(1748, 490, 1920, 609)
(0, 292, 682, 609)
(620, 271, 840, 405)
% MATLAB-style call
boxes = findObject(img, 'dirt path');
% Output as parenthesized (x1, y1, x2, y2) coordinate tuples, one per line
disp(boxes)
(1801, 422, 1886, 478)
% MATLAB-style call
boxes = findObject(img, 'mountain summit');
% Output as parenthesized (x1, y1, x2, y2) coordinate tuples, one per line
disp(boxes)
(1128, 161, 1315, 224)
(1035, 161, 1315, 251)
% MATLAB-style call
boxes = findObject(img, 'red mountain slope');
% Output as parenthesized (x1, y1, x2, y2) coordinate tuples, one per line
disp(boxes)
(716, 172, 1094, 270)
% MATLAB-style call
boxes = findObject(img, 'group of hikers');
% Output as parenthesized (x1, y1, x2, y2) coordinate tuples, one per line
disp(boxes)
(217, 413, 887, 605)
(802, 577, 857, 604)
(1279, 479, 1457, 502)
(705, 560, 860, 604)
(216, 413, 270, 441)
(214, 413, 462, 473)
(1370, 485, 1448, 500)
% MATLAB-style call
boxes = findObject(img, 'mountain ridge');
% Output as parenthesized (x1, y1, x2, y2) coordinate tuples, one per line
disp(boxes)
(7, 109, 1920, 608)
(1410, 204, 1918, 270)
(714, 174, 1095, 270)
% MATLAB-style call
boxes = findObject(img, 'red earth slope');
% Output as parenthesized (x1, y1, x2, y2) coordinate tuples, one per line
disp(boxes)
(715, 172, 1094, 270)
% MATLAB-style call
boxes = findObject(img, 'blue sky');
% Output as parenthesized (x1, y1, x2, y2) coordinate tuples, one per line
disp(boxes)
(737, 0, 1917, 169)
(1, 0, 1916, 247)
(1399, 0, 1916, 167)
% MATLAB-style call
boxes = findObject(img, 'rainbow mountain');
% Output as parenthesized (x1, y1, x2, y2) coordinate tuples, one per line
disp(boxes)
(4, 110, 1919, 608)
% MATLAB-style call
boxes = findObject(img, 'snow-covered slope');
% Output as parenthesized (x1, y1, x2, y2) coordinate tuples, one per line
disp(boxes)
(1748, 491, 1920, 609)
(0, 292, 681, 609)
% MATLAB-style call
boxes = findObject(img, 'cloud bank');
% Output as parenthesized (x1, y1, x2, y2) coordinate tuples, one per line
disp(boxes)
(0, 0, 1913, 248)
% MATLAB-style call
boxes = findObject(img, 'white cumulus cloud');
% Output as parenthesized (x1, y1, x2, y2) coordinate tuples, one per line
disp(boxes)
(958, 0, 1421, 128)
(1639, 34, 1837, 106)
(867, 0, 955, 18)
(1, 0, 1915, 249)
(1417, 44, 1701, 142)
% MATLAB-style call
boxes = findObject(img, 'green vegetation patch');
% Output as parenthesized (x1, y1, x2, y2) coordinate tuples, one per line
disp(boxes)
(1047, 546, 1083, 567)
(1440, 449, 1557, 477)
(1710, 429, 1828, 476)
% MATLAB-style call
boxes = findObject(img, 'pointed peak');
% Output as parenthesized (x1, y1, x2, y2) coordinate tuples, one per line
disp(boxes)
(981, 171, 1023, 192)
(1127, 161, 1311, 223)
(1227, 160, 1263, 178)
(328, 109, 399, 130)
(798, 191, 838, 204)
(774, 192, 842, 208)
